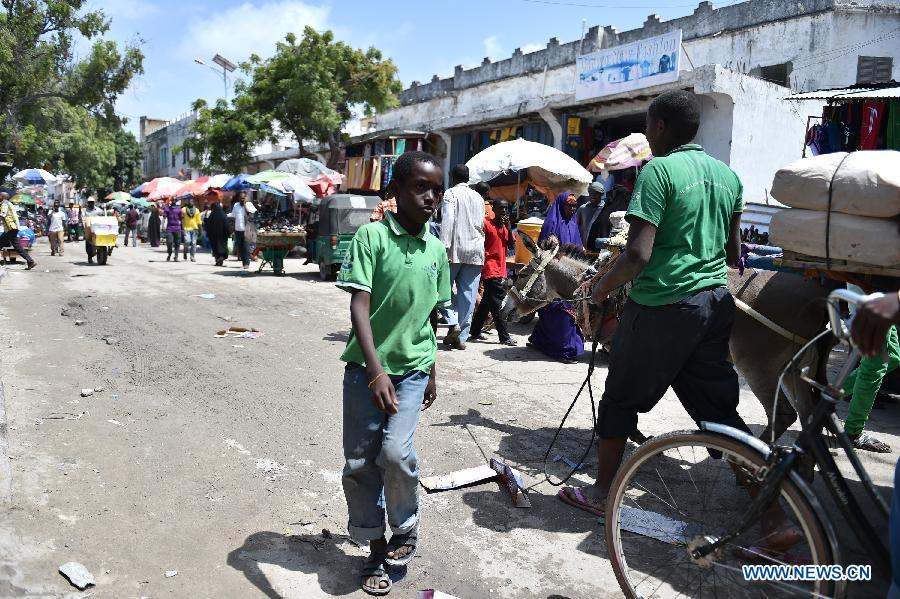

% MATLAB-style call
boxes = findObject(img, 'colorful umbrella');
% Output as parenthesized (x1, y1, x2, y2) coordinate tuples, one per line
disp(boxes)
(12, 168, 57, 185)
(246, 170, 315, 202)
(222, 174, 251, 191)
(466, 138, 593, 200)
(589, 133, 653, 172)
(105, 191, 133, 202)
(130, 182, 147, 197)
(206, 174, 233, 188)
(173, 178, 212, 199)
(145, 177, 185, 200)
(10, 192, 35, 205)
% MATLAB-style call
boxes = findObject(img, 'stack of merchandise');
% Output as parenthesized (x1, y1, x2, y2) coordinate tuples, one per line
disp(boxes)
(768, 151, 900, 267)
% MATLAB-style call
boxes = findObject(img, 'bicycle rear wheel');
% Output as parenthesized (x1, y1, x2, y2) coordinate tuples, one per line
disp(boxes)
(606, 431, 838, 598)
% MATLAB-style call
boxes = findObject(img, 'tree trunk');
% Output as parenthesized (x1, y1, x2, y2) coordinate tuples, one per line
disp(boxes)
(326, 130, 341, 170)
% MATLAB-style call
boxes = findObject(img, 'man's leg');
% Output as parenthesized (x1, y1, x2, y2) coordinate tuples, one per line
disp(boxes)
(485, 278, 512, 342)
(444, 263, 462, 331)
(380, 371, 428, 543)
(166, 232, 173, 259)
(469, 281, 491, 338)
(49, 231, 57, 255)
(173, 232, 182, 261)
(85, 239, 95, 263)
(58, 231, 65, 256)
(845, 326, 900, 436)
(455, 264, 482, 344)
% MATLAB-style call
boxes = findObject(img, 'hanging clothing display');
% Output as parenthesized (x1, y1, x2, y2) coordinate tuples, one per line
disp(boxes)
(381, 157, 394, 189)
(394, 139, 406, 155)
(888, 100, 900, 151)
(859, 101, 886, 150)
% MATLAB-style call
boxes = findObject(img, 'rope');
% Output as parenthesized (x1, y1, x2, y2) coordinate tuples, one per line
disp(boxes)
(734, 297, 809, 345)
(542, 298, 614, 487)
(825, 153, 851, 270)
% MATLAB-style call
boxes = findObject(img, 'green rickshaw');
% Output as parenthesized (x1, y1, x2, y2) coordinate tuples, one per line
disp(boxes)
(312, 194, 381, 280)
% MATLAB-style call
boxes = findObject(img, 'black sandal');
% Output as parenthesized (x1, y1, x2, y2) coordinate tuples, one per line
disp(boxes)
(361, 552, 392, 596)
(385, 528, 417, 567)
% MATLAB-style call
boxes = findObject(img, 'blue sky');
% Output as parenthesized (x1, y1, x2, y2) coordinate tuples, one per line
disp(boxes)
(90, 0, 718, 136)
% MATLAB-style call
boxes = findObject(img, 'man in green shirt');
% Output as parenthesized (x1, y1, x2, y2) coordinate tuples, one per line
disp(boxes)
(337, 151, 450, 596)
(559, 90, 757, 522)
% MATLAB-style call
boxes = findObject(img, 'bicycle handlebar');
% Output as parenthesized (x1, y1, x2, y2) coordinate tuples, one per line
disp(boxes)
(826, 289, 885, 343)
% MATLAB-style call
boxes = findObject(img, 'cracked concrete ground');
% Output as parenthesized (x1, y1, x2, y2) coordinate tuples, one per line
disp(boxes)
(0, 237, 896, 598)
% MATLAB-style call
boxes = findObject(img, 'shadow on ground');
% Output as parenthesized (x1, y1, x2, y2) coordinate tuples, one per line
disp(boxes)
(228, 531, 365, 598)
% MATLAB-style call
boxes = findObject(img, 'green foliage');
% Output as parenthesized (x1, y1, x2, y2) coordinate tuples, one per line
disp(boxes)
(242, 27, 401, 159)
(177, 97, 272, 175)
(0, 0, 144, 183)
(110, 128, 142, 192)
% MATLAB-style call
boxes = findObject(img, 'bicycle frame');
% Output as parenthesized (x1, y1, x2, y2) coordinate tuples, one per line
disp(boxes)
(692, 290, 891, 573)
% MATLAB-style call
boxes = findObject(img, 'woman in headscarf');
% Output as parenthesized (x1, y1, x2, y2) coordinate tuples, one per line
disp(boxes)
(147, 204, 161, 247)
(205, 201, 230, 266)
(527, 192, 585, 362)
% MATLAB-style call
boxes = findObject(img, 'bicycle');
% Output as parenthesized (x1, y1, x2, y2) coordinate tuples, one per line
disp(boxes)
(605, 289, 891, 598)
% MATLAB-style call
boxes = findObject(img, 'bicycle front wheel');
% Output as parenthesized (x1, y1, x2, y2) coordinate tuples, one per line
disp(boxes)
(606, 431, 838, 599)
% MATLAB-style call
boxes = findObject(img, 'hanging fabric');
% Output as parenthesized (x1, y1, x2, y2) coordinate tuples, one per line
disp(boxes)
(394, 139, 406, 156)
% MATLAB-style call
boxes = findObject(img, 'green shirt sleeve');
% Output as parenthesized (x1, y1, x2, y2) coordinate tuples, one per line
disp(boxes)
(626, 161, 668, 227)
(336, 231, 374, 293)
(733, 172, 745, 213)
(436, 256, 451, 308)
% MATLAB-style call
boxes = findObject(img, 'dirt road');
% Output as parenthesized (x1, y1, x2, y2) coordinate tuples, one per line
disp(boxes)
(0, 237, 896, 598)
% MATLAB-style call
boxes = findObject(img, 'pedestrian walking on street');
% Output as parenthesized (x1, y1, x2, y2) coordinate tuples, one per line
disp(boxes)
(576, 182, 605, 251)
(439, 164, 485, 350)
(163, 198, 183, 261)
(205, 201, 230, 266)
(229, 192, 256, 271)
(147, 205, 161, 247)
(65, 202, 79, 242)
(182, 198, 201, 261)
(82, 198, 103, 265)
(47, 201, 67, 257)
(471, 199, 516, 346)
(336, 151, 450, 596)
(0, 192, 36, 269)
(124, 204, 139, 247)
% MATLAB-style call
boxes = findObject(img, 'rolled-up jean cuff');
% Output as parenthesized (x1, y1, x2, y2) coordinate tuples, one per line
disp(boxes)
(349, 523, 386, 544)
(389, 513, 418, 537)
(596, 399, 637, 439)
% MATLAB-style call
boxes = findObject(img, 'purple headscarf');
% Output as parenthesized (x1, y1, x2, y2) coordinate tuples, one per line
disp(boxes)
(538, 192, 582, 247)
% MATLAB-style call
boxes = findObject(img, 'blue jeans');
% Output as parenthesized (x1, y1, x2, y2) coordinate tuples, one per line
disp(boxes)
(442, 263, 482, 343)
(183, 229, 198, 258)
(342, 365, 428, 543)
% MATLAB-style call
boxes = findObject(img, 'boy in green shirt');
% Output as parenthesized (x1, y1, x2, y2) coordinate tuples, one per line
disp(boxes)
(337, 151, 450, 595)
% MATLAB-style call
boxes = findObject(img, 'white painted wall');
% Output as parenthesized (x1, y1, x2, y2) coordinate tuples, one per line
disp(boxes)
(695, 92, 734, 166)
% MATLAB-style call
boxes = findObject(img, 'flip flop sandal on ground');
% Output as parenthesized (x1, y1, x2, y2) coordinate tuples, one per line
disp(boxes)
(361, 554, 392, 596)
(851, 433, 892, 453)
(556, 487, 605, 517)
(384, 528, 417, 567)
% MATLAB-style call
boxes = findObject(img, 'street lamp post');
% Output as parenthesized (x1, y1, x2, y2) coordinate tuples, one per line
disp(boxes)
(194, 54, 237, 100)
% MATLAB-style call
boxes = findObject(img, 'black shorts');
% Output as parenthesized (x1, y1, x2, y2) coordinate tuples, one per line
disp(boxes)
(597, 286, 751, 438)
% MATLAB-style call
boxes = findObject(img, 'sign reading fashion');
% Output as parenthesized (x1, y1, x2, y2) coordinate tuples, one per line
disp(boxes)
(575, 30, 682, 100)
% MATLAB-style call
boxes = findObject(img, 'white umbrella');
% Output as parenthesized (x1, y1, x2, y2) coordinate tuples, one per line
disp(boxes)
(275, 158, 338, 179)
(206, 174, 233, 188)
(13, 168, 58, 186)
(466, 139, 592, 199)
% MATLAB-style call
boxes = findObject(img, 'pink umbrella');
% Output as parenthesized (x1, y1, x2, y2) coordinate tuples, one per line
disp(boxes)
(589, 133, 653, 173)
(145, 177, 185, 200)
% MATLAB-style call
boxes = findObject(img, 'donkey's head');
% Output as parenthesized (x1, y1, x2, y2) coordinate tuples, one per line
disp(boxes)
(501, 234, 591, 321)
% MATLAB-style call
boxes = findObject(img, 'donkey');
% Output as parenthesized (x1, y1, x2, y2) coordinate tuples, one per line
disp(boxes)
(504, 234, 830, 443)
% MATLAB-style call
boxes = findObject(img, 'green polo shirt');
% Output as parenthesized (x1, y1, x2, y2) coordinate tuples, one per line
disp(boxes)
(337, 212, 451, 375)
(626, 144, 743, 307)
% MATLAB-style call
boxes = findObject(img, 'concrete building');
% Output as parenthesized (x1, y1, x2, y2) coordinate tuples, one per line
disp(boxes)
(369, 0, 900, 203)
(139, 112, 200, 181)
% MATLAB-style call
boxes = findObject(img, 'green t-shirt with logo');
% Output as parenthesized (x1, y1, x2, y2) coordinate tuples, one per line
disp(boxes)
(626, 144, 743, 307)
(337, 212, 452, 375)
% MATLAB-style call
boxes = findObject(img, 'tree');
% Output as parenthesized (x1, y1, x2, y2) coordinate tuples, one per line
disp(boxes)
(0, 0, 144, 179)
(110, 128, 142, 192)
(242, 27, 402, 166)
(177, 97, 271, 174)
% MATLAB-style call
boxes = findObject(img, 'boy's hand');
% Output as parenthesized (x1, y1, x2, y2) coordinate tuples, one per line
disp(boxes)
(369, 374, 398, 414)
(422, 372, 437, 411)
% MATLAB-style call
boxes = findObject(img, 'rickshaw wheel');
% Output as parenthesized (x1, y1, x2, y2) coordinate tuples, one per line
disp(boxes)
(318, 260, 332, 281)
(97, 246, 108, 265)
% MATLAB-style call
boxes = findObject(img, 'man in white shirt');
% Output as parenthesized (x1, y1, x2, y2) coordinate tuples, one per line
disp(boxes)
(438, 165, 485, 350)
(229, 192, 257, 271)
(48, 201, 67, 256)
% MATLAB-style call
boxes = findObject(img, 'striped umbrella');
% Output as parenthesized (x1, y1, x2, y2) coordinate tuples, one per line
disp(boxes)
(589, 133, 653, 172)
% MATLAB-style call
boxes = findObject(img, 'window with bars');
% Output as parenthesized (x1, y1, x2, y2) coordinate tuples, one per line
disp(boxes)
(857, 56, 893, 84)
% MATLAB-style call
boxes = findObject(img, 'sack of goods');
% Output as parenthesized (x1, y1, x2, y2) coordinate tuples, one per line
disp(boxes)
(769, 151, 900, 267)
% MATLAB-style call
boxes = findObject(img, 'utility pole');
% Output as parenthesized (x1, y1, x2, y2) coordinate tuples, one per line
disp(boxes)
(193, 54, 237, 101)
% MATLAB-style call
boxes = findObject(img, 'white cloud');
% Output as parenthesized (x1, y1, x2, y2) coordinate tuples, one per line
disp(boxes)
(521, 43, 545, 54)
(177, 1, 331, 63)
(483, 35, 504, 60)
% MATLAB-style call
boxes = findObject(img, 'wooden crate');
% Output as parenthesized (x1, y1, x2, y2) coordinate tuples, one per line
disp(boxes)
(775, 250, 900, 278)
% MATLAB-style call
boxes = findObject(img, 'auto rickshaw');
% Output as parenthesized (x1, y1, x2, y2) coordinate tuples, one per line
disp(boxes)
(311, 194, 380, 280)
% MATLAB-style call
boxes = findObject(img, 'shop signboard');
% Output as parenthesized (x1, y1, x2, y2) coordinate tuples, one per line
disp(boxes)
(575, 30, 682, 101)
